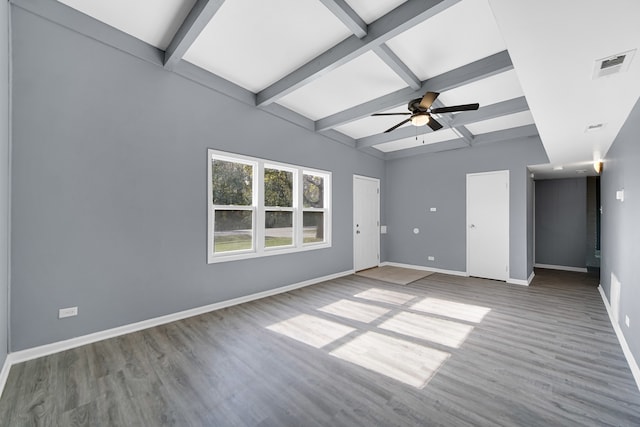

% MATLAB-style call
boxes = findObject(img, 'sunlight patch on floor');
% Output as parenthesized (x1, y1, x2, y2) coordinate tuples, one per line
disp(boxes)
(379, 311, 474, 348)
(329, 331, 450, 388)
(354, 287, 416, 305)
(411, 297, 491, 323)
(266, 314, 355, 348)
(318, 299, 391, 323)
(265, 288, 489, 389)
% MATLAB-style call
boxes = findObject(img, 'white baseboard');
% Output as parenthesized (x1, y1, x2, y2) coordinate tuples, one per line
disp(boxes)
(534, 263, 588, 273)
(380, 261, 467, 277)
(508, 270, 535, 286)
(598, 285, 640, 392)
(0, 356, 10, 400)
(5, 270, 353, 368)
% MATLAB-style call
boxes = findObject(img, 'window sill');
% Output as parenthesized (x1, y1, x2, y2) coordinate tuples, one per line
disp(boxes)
(208, 242, 331, 264)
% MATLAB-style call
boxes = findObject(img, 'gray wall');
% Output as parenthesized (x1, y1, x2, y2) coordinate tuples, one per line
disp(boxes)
(384, 137, 548, 281)
(534, 178, 587, 268)
(601, 96, 640, 369)
(10, 8, 384, 351)
(0, 0, 10, 368)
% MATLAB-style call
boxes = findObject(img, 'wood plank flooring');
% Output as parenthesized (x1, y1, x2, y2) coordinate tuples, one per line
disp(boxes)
(1, 269, 640, 426)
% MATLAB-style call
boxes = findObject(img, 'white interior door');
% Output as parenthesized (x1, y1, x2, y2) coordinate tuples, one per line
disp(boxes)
(467, 170, 509, 281)
(354, 175, 380, 272)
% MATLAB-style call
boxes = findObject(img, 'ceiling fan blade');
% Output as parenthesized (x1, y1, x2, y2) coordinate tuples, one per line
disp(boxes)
(371, 113, 411, 116)
(384, 118, 412, 133)
(419, 91, 440, 110)
(430, 103, 479, 114)
(427, 117, 443, 131)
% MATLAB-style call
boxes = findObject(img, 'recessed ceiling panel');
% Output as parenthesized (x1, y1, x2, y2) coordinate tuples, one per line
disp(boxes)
(489, 0, 640, 165)
(183, 0, 352, 93)
(437, 70, 524, 109)
(344, 0, 407, 24)
(56, 0, 196, 49)
(374, 129, 459, 152)
(385, 0, 506, 80)
(277, 51, 408, 120)
(466, 110, 534, 135)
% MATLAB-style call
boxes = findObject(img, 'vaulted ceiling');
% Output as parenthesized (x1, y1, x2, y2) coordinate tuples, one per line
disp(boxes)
(21, 0, 640, 177)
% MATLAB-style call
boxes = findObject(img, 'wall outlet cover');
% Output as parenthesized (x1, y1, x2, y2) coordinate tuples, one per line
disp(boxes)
(428, 256, 435, 261)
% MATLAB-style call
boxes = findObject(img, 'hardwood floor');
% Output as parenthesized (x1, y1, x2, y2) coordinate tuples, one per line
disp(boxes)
(1, 269, 639, 426)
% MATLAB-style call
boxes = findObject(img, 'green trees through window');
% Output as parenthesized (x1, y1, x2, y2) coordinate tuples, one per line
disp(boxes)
(211, 159, 254, 252)
(303, 174, 324, 243)
(208, 150, 331, 263)
(264, 168, 293, 248)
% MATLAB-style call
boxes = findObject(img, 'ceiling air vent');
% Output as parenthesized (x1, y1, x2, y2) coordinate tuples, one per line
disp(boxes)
(585, 123, 605, 132)
(593, 49, 636, 79)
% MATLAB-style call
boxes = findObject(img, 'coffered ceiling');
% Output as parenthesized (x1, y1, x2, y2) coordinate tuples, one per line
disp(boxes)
(21, 0, 640, 176)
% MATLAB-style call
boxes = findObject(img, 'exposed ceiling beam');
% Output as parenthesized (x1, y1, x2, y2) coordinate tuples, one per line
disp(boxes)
(357, 126, 427, 149)
(373, 44, 421, 90)
(258, 105, 357, 148)
(384, 124, 540, 160)
(317, 129, 357, 148)
(164, 0, 226, 70)
(173, 60, 255, 106)
(451, 96, 529, 127)
(316, 50, 513, 131)
(384, 138, 469, 160)
(260, 103, 315, 132)
(318, 0, 367, 38)
(256, 0, 462, 106)
(453, 125, 475, 145)
(356, 124, 472, 150)
(472, 124, 538, 146)
(430, 100, 473, 145)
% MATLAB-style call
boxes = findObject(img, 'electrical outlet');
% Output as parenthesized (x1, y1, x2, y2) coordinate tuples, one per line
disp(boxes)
(59, 306, 78, 319)
(427, 256, 435, 261)
(429, 207, 437, 212)
(626, 315, 630, 327)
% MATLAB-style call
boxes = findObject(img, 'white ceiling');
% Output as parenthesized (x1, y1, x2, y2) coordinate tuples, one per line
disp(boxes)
(57, 0, 197, 50)
(52, 0, 640, 178)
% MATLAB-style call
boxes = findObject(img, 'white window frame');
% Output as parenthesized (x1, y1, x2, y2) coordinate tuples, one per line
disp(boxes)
(208, 149, 331, 263)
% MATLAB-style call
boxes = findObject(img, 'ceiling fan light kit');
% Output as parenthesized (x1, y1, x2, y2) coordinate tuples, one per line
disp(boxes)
(411, 114, 430, 126)
(371, 91, 479, 134)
